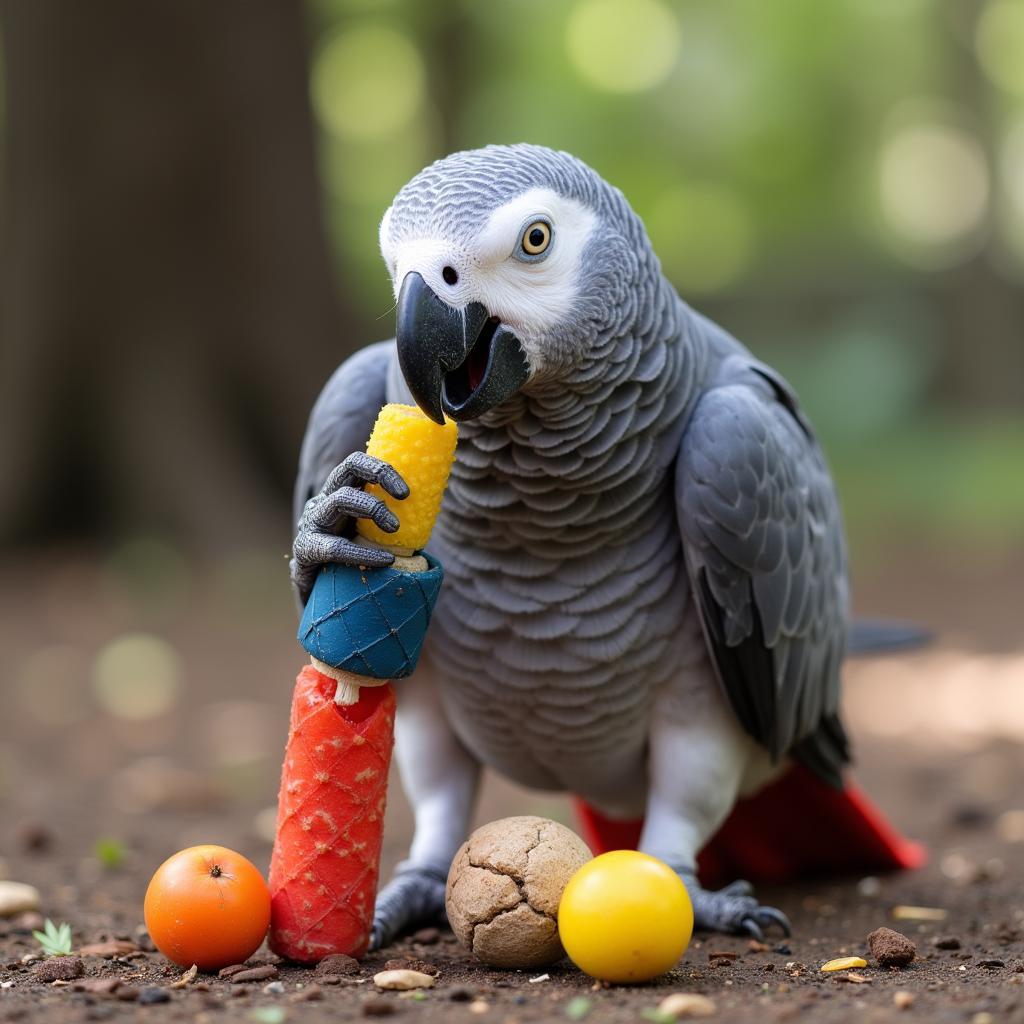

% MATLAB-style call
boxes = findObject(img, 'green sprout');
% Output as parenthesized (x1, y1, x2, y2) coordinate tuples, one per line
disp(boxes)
(249, 1008, 287, 1024)
(94, 838, 126, 870)
(640, 1011, 675, 1024)
(566, 996, 592, 1020)
(33, 919, 73, 957)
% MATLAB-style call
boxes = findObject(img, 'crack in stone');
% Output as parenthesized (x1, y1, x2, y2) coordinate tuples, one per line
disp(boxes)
(466, 820, 545, 884)
(469, 902, 555, 956)
(523, 823, 558, 921)
(464, 821, 559, 951)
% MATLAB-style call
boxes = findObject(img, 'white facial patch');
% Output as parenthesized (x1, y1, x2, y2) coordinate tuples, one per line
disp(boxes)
(379, 188, 598, 372)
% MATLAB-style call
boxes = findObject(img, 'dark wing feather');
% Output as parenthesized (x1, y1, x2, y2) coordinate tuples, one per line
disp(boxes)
(676, 361, 850, 786)
(293, 340, 397, 526)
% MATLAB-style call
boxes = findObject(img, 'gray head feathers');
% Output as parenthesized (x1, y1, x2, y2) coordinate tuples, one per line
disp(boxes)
(384, 143, 672, 392)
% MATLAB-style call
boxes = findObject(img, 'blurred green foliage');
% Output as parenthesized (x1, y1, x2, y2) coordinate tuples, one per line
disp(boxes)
(94, 837, 127, 871)
(304, 0, 1024, 552)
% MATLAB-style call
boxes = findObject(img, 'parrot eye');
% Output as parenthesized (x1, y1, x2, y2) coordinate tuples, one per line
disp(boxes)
(520, 220, 552, 258)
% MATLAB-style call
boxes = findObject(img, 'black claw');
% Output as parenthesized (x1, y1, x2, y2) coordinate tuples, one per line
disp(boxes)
(379, 467, 410, 500)
(313, 488, 360, 528)
(374, 508, 400, 532)
(758, 907, 792, 937)
(350, 543, 396, 568)
(342, 490, 401, 533)
(292, 451, 411, 606)
(347, 453, 408, 498)
(740, 917, 765, 942)
(722, 879, 754, 898)
(319, 534, 394, 569)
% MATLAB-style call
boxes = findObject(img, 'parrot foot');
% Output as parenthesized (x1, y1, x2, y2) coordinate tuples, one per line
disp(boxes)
(679, 872, 791, 940)
(291, 452, 409, 606)
(369, 864, 448, 951)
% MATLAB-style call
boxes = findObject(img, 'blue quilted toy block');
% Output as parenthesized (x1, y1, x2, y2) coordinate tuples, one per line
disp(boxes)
(298, 554, 444, 680)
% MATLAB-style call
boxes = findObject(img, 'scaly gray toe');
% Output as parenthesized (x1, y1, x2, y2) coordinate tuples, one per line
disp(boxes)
(369, 866, 448, 951)
(680, 873, 791, 938)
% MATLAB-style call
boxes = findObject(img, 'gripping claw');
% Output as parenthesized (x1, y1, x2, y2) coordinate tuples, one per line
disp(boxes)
(678, 870, 791, 938)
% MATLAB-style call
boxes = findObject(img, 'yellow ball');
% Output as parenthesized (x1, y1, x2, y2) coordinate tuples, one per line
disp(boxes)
(558, 850, 693, 983)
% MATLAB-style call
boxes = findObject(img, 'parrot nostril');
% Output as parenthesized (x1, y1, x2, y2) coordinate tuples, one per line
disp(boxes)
(442, 265, 458, 286)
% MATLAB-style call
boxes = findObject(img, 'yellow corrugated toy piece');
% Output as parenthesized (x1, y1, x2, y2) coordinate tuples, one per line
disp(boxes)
(356, 404, 458, 551)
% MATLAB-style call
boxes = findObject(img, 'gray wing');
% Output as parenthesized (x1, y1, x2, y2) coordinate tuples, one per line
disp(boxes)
(293, 340, 397, 525)
(675, 359, 851, 786)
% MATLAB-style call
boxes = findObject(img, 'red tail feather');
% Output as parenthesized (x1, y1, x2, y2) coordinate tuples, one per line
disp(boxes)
(575, 765, 925, 890)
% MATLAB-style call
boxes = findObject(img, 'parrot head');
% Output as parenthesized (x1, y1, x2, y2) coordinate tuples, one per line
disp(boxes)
(380, 144, 657, 423)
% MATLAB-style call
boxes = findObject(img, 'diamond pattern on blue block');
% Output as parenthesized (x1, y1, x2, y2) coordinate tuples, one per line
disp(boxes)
(298, 553, 444, 680)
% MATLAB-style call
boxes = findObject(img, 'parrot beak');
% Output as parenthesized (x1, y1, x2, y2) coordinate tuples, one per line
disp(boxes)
(396, 271, 530, 424)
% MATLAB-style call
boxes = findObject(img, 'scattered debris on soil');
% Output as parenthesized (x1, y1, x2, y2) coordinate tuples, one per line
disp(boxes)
(383, 957, 440, 976)
(2, 558, 1023, 1024)
(229, 964, 279, 983)
(77, 938, 138, 957)
(658, 992, 718, 1017)
(316, 952, 361, 977)
(14, 823, 53, 855)
(820, 956, 867, 972)
(137, 985, 170, 1004)
(362, 996, 399, 1016)
(217, 962, 249, 978)
(170, 962, 199, 987)
(837, 970, 871, 983)
(892, 904, 948, 922)
(867, 926, 917, 966)
(33, 956, 83, 982)
(0, 881, 40, 917)
(373, 968, 437, 990)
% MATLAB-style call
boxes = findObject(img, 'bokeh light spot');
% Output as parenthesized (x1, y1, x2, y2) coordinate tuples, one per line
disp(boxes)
(0, 744, 13, 801)
(976, 0, 1024, 96)
(17, 645, 91, 727)
(566, 0, 681, 93)
(91, 633, 182, 720)
(647, 183, 754, 294)
(101, 536, 189, 615)
(851, 0, 929, 17)
(878, 121, 989, 267)
(999, 120, 1024, 269)
(1003, 120, 1024, 221)
(312, 25, 424, 141)
(213, 550, 292, 626)
(200, 701, 276, 765)
(321, 105, 438, 208)
(253, 806, 279, 845)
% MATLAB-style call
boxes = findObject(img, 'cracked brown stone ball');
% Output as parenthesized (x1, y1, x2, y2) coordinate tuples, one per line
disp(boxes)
(445, 815, 593, 968)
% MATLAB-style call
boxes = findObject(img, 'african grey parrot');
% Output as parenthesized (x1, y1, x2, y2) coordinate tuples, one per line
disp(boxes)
(290, 144, 887, 947)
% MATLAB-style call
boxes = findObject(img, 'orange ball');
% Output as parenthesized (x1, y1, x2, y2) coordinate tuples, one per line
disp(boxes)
(144, 845, 271, 971)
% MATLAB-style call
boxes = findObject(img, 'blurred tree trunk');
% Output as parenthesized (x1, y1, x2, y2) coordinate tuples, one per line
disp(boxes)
(422, 4, 471, 156)
(935, 0, 1024, 412)
(0, 0, 350, 552)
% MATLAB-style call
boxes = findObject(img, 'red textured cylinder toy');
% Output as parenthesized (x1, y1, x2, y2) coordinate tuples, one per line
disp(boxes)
(268, 666, 395, 962)
(268, 405, 458, 962)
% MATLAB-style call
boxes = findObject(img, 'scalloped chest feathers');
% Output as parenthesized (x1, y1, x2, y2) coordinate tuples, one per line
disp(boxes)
(422, 340, 704, 791)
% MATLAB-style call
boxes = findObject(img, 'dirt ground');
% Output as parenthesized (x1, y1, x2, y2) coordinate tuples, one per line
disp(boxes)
(1, 547, 1023, 1024)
